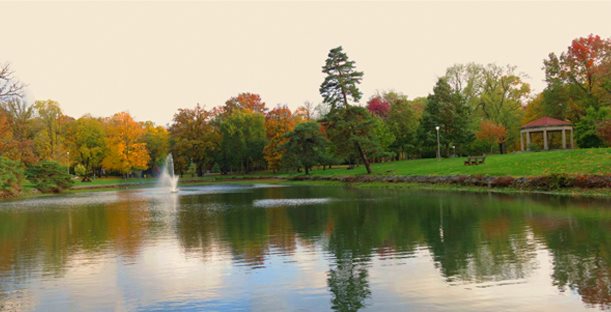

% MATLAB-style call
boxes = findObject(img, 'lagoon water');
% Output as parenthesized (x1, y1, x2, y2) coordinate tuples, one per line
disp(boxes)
(0, 184, 609, 311)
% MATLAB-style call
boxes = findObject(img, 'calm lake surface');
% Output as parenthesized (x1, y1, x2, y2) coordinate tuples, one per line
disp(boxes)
(0, 184, 609, 311)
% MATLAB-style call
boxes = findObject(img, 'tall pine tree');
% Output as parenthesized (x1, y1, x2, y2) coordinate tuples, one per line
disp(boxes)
(320, 46, 364, 110)
(320, 46, 376, 173)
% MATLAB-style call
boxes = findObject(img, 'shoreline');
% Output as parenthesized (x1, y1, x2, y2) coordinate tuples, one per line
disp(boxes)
(32, 174, 611, 200)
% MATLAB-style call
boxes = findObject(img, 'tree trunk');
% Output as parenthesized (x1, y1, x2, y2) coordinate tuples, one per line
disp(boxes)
(355, 142, 372, 174)
(305, 166, 310, 175)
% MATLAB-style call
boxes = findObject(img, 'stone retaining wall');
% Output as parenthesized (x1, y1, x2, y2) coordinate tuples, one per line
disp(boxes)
(289, 174, 611, 190)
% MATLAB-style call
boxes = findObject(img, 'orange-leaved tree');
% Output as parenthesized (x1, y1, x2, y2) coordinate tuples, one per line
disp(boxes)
(225, 92, 267, 114)
(102, 112, 150, 176)
(476, 120, 508, 154)
(263, 105, 298, 172)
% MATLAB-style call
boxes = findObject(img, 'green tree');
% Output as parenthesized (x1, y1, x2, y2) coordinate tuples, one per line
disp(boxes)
(320, 46, 364, 111)
(325, 106, 381, 174)
(0, 156, 24, 198)
(25, 161, 73, 193)
(66, 115, 106, 180)
(282, 122, 328, 175)
(477, 64, 530, 150)
(320, 46, 378, 173)
(142, 121, 170, 175)
(575, 106, 610, 148)
(384, 91, 420, 159)
(417, 78, 472, 157)
(215, 108, 266, 174)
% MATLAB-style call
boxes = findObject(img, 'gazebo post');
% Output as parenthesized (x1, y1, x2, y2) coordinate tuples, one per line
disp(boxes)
(520, 130, 524, 151)
(562, 128, 566, 149)
(525, 130, 531, 150)
(543, 129, 548, 150)
(570, 128, 574, 149)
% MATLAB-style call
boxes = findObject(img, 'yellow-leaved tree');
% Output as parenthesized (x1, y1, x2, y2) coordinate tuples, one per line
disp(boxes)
(102, 112, 150, 176)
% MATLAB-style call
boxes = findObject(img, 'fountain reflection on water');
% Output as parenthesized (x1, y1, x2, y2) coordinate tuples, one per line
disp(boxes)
(159, 154, 179, 193)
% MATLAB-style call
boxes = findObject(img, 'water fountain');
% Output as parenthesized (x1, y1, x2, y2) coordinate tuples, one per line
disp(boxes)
(159, 154, 179, 193)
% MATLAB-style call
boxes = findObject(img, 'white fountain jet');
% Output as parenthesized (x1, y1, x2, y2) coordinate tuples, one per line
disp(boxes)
(159, 154, 179, 193)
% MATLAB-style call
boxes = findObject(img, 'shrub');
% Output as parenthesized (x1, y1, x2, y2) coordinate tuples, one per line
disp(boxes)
(25, 161, 74, 193)
(527, 143, 542, 152)
(0, 157, 24, 198)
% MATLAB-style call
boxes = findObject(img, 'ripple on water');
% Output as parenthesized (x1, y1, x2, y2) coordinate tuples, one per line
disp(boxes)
(252, 198, 332, 208)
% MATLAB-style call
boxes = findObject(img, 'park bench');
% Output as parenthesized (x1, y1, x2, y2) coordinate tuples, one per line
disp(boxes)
(464, 155, 486, 166)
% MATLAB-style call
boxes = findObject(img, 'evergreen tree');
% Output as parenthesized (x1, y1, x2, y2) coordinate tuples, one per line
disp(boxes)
(325, 106, 380, 174)
(418, 78, 473, 157)
(320, 46, 364, 110)
(282, 122, 328, 175)
(320, 46, 377, 173)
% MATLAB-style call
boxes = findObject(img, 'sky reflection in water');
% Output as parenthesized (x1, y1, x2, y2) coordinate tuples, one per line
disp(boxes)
(0, 184, 609, 311)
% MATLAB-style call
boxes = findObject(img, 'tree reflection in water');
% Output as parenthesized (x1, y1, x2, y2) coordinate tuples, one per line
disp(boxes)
(0, 186, 609, 310)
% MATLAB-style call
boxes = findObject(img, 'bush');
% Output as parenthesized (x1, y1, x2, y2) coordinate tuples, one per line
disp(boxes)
(527, 143, 542, 152)
(74, 163, 92, 182)
(25, 161, 74, 193)
(0, 157, 24, 198)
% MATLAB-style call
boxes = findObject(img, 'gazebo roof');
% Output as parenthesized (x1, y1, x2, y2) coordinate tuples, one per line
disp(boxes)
(521, 116, 572, 129)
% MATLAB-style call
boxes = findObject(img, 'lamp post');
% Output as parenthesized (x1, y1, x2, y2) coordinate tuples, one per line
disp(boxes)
(435, 126, 441, 160)
(452, 145, 456, 157)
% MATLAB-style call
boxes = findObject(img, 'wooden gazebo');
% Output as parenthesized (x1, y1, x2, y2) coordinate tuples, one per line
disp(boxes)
(520, 117, 573, 151)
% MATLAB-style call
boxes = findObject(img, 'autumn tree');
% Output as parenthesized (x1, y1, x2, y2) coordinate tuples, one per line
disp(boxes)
(169, 104, 218, 176)
(0, 109, 14, 156)
(224, 92, 267, 114)
(0, 99, 37, 164)
(476, 120, 508, 153)
(263, 105, 297, 172)
(66, 115, 107, 180)
(543, 34, 611, 120)
(102, 112, 150, 177)
(282, 122, 328, 175)
(32, 100, 72, 164)
(523, 93, 546, 124)
(366, 95, 391, 118)
(320, 46, 364, 111)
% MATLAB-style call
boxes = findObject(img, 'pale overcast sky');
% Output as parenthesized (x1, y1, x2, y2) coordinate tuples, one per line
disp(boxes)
(2, 1, 610, 125)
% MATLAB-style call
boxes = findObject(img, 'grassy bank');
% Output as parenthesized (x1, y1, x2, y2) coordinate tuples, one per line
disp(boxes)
(10, 148, 609, 200)
(299, 148, 610, 177)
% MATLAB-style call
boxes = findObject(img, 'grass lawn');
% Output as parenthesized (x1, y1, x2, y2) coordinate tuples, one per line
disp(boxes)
(302, 148, 611, 177)
(69, 148, 610, 189)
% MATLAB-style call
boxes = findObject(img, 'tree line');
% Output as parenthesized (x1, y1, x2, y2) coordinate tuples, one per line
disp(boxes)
(1, 34, 610, 195)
